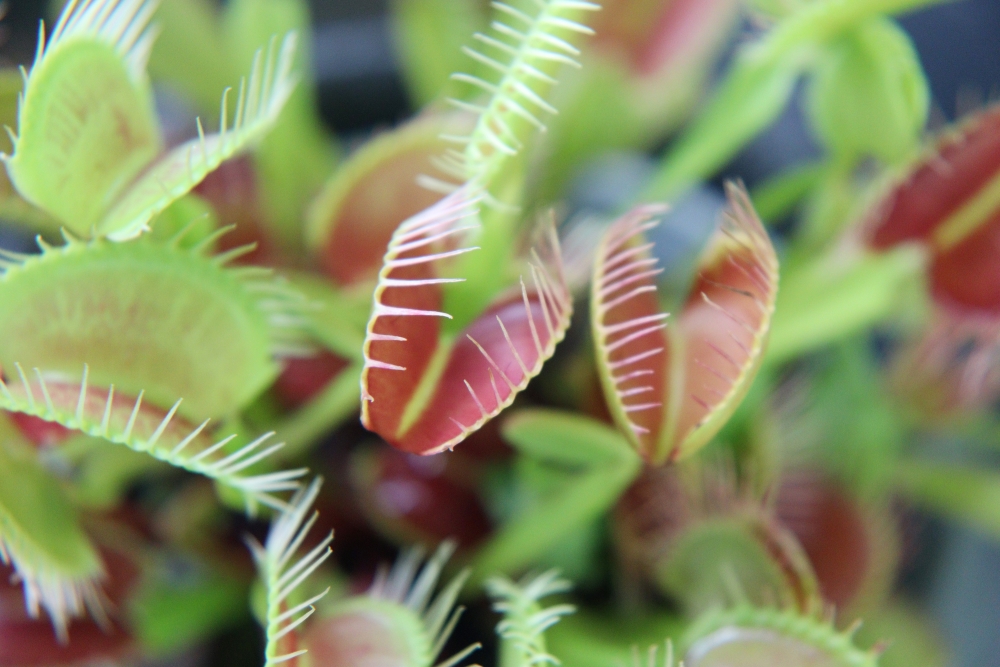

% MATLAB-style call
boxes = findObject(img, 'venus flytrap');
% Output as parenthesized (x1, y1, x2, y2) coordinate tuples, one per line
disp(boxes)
(681, 605, 880, 667)
(354, 0, 604, 455)
(0, 433, 105, 639)
(4, 0, 297, 241)
(302, 541, 481, 667)
(592, 184, 779, 464)
(360, 190, 573, 455)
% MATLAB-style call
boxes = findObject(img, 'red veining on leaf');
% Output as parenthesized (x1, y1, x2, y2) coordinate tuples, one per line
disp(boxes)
(7, 411, 73, 447)
(592, 204, 671, 460)
(775, 472, 871, 610)
(868, 105, 1000, 250)
(361, 189, 573, 455)
(674, 187, 778, 459)
(593, 185, 778, 464)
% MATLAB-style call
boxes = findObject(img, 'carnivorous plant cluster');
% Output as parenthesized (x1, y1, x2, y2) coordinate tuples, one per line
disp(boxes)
(0, 0, 992, 665)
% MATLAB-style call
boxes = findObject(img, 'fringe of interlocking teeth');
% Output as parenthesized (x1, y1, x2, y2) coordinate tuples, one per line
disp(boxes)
(0, 365, 306, 511)
(0, 531, 106, 643)
(369, 542, 480, 667)
(248, 478, 333, 666)
(99, 30, 298, 239)
(593, 205, 669, 442)
(684, 605, 881, 667)
(486, 569, 576, 667)
(34, 0, 160, 84)
(421, 0, 600, 196)
(456, 224, 572, 446)
(685, 185, 778, 428)
(361, 189, 482, 384)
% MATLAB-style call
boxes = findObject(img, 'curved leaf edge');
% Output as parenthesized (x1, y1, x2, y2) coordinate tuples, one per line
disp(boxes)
(0, 365, 306, 511)
(0, 229, 311, 363)
(0, 438, 105, 642)
(360, 189, 573, 455)
(682, 604, 881, 667)
(248, 478, 333, 666)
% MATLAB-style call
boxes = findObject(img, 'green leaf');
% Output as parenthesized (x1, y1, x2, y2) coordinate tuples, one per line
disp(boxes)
(896, 460, 1000, 540)
(223, 0, 336, 249)
(750, 161, 824, 224)
(0, 435, 103, 638)
(130, 556, 248, 654)
(99, 32, 300, 240)
(148, 0, 232, 114)
(502, 408, 639, 466)
(0, 237, 302, 420)
(391, 0, 487, 106)
(767, 245, 925, 364)
(808, 16, 929, 164)
(643, 0, 957, 202)
(472, 410, 641, 580)
(546, 610, 684, 667)
(6, 0, 162, 235)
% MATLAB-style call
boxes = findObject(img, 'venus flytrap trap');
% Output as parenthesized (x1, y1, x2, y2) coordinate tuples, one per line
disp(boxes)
(592, 184, 779, 464)
(0, 434, 105, 639)
(149, 0, 336, 255)
(681, 605, 880, 667)
(5, 0, 298, 241)
(302, 541, 481, 667)
(360, 190, 573, 455)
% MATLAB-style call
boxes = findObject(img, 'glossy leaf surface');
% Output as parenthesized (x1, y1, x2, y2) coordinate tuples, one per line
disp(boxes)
(592, 185, 778, 464)
(361, 190, 572, 455)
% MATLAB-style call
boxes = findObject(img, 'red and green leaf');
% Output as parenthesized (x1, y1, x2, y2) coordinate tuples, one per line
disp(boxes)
(865, 103, 1000, 315)
(592, 184, 778, 464)
(360, 189, 572, 455)
(306, 113, 463, 288)
(775, 469, 898, 614)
